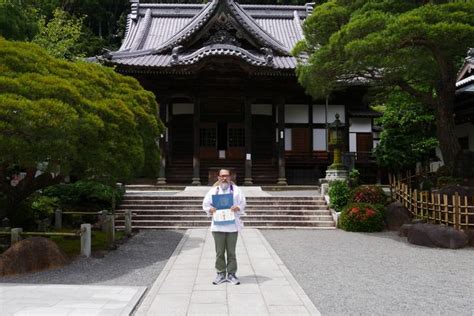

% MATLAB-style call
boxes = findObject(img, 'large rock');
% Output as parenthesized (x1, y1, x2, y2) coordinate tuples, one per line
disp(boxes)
(399, 224, 413, 237)
(384, 201, 412, 231)
(406, 224, 469, 249)
(464, 229, 474, 247)
(0, 237, 68, 276)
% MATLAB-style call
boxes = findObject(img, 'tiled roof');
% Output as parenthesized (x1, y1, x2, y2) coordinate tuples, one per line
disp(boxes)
(348, 109, 383, 118)
(456, 48, 474, 88)
(102, 0, 309, 73)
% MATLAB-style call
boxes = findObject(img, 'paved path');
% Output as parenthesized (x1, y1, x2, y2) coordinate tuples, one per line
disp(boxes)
(136, 229, 320, 315)
(0, 284, 146, 315)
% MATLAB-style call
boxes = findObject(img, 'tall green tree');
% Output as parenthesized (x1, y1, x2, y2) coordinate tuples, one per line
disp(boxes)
(374, 90, 438, 171)
(0, 38, 163, 218)
(33, 9, 85, 60)
(0, 3, 39, 41)
(294, 0, 474, 174)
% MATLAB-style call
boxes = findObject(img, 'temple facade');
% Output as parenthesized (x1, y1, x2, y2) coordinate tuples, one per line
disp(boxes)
(100, 0, 381, 185)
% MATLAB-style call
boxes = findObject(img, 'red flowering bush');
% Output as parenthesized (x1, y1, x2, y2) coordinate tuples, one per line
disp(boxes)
(351, 186, 387, 205)
(339, 203, 384, 232)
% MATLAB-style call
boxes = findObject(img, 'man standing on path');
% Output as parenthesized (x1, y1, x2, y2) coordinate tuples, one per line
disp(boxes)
(202, 168, 246, 285)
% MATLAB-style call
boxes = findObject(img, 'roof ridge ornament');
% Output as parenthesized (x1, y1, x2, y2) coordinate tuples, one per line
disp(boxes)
(261, 47, 274, 65)
(130, 0, 139, 21)
(468, 48, 474, 59)
(171, 45, 183, 64)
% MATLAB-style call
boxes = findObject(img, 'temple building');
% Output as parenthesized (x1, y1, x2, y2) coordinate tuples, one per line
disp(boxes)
(99, 0, 381, 185)
(455, 49, 474, 152)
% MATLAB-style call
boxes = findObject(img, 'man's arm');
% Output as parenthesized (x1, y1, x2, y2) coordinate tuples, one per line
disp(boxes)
(202, 190, 216, 217)
(231, 187, 246, 216)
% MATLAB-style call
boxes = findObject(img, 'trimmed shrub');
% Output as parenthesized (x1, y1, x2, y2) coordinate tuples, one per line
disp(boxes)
(44, 180, 123, 212)
(328, 180, 350, 213)
(339, 203, 385, 232)
(351, 185, 387, 205)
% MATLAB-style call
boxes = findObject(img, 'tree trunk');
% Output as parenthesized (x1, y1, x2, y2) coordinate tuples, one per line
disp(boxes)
(433, 100, 461, 175)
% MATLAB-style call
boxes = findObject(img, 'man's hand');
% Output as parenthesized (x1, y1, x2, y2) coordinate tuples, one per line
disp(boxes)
(209, 207, 217, 214)
(230, 206, 240, 213)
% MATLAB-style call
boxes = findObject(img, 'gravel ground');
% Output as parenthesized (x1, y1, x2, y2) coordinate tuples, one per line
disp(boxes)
(262, 229, 474, 315)
(0, 230, 185, 287)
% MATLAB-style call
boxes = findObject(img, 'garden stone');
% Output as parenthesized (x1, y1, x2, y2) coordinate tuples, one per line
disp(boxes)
(384, 201, 412, 231)
(407, 224, 468, 249)
(407, 224, 437, 247)
(464, 229, 474, 247)
(0, 237, 68, 276)
(399, 224, 412, 237)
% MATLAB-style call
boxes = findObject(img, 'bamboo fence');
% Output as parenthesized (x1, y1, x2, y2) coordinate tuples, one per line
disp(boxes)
(389, 174, 474, 230)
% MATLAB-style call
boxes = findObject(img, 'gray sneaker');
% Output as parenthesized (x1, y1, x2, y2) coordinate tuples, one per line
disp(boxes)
(212, 272, 227, 285)
(227, 273, 240, 285)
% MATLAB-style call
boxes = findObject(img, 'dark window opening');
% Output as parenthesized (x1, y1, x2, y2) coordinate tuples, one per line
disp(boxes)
(459, 136, 469, 150)
(228, 128, 245, 147)
(200, 128, 216, 147)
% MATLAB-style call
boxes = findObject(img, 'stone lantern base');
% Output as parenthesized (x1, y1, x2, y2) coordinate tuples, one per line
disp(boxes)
(319, 167, 349, 196)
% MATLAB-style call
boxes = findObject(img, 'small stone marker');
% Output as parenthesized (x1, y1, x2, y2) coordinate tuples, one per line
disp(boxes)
(11, 228, 23, 245)
(81, 224, 91, 257)
(55, 209, 62, 230)
(124, 210, 132, 236)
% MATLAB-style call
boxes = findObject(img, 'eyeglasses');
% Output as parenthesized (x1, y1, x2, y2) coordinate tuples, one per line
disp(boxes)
(218, 174, 230, 178)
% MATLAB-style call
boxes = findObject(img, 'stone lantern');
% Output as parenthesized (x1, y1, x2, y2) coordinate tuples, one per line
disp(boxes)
(320, 113, 348, 194)
(328, 113, 345, 170)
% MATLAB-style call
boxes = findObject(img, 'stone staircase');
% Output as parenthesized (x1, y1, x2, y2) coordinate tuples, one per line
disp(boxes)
(116, 192, 335, 229)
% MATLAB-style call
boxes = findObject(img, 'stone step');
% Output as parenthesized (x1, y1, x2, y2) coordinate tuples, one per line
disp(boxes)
(118, 209, 330, 215)
(115, 220, 335, 227)
(122, 196, 324, 201)
(117, 205, 329, 211)
(116, 215, 333, 221)
(116, 225, 335, 230)
(119, 200, 327, 205)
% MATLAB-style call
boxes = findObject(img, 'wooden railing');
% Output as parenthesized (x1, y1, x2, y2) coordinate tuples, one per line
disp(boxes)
(389, 174, 474, 230)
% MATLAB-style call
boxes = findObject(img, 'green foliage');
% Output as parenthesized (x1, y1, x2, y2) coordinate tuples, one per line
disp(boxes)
(296, 0, 474, 172)
(328, 180, 350, 212)
(339, 203, 384, 232)
(0, 3, 39, 41)
(31, 196, 59, 218)
(8, 194, 57, 230)
(437, 176, 463, 188)
(374, 91, 438, 171)
(348, 168, 360, 188)
(351, 185, 387, 205)
(44, 181, 123, 211)
(0, 38, 163, 215)
(33, 9, 85, 60)
(50, 230, 125, 258)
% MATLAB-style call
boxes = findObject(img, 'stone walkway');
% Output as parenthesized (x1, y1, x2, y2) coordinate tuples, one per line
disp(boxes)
(135, 229, 320, 315)
(0, 229, 319, 316)
(0, 284, 146, 315)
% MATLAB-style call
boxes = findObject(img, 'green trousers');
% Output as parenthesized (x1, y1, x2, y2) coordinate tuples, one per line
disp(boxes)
(212, 231, 238, 274)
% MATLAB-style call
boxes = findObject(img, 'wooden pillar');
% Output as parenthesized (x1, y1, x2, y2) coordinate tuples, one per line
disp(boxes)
(244, 98, 253, 185)
(157, 97, 169, 185)
(276, 97, 287, 185)
(192, 98, 201, 185)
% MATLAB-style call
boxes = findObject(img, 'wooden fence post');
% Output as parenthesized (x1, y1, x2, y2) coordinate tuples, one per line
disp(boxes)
(443, 194, 449, 225)
(453, 192, 460, 230)
(463, 196, 468, 230)
(11, 228, 22, 245)
(413, 189, 418, 218)
(80, 224, 91, 257)
(55, 209, 62, 230)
